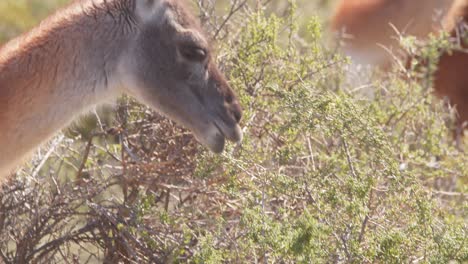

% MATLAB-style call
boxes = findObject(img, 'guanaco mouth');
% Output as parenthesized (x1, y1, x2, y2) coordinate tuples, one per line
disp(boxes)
(213, 118, 243, 143)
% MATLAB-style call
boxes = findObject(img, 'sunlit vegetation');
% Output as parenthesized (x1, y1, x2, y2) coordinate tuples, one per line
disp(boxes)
(0, 0, 466, 263)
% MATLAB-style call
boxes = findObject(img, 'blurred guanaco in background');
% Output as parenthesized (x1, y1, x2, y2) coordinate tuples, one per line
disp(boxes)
(331, 0, 468, 143)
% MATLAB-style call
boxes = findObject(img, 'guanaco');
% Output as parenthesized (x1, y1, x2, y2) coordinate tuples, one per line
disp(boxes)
(434, 0, 468, 142)
(0, 0, 243, 178)
(331, 0, 467, 141)
(331, 0, 456, 67)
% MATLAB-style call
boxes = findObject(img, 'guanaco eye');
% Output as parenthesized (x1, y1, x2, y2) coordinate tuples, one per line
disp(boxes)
(179, 45, 207, 62)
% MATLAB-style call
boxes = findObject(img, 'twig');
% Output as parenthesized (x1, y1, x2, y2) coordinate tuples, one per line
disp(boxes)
(31, 135, 65, 178)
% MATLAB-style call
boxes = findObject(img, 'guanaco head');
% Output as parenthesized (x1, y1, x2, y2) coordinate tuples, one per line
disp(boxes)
(119, 0, 242, 153)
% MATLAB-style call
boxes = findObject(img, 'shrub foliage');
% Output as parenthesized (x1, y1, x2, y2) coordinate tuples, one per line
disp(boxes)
(0, 0, 466, 263)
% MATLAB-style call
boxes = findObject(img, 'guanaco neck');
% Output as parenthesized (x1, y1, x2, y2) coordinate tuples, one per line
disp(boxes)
(0, 1, 136, 177)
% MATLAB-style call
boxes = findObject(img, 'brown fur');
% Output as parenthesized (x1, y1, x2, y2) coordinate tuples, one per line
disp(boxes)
(0, 0, 243, 178)
(434, 0, 468, 139)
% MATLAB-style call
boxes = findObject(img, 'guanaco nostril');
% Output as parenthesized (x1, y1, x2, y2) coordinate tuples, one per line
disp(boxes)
(233, 109, 242, 123)
(225, 93, 233, 104)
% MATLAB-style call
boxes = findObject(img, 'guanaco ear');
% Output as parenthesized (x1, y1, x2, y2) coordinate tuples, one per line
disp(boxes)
(134, 0, 187, 33)
(135, 0, 165, 23)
